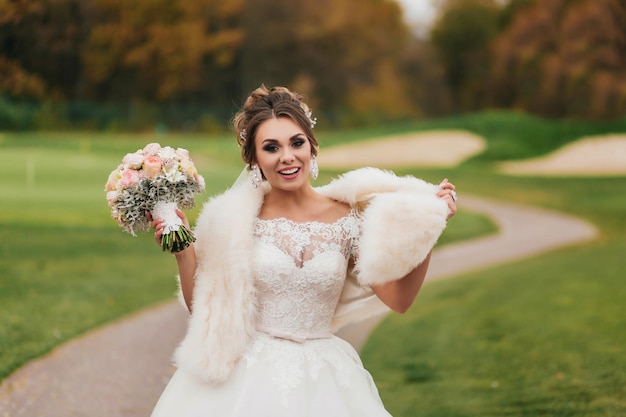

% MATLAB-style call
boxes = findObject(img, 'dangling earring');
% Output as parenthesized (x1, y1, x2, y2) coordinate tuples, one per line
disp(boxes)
(309, 156, 319, 180)
(250, 164, 263, 188)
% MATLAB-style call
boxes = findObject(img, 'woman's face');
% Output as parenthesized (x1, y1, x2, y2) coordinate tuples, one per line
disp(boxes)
(254, 116, 313, 191)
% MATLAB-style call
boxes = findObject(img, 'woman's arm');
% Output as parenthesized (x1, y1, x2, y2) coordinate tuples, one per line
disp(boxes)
(150, 209, 197, 313)
(371, 179, 457, 313)
(370, 251, 432, 313)
(173, 243, 197, 313)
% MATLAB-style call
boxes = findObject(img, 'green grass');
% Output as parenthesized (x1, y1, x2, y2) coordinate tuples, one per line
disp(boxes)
(364, 238, 626, 416)
(2, 110, 624, 416)
(0, 135, 245, 380)
(0, 128, 495, 381)
(318, 110, 626, 161)
(357, 119, 626, 416)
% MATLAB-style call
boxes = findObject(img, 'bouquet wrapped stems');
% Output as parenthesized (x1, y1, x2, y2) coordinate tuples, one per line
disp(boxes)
(151, 201, 196, 253)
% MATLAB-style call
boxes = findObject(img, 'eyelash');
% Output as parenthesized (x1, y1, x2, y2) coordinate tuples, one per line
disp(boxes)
(263, 140, 305, 152)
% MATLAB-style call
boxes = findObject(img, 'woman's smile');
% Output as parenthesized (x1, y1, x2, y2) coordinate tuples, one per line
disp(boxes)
(254, 117, 313, 191)
(278, 166, 300, 178)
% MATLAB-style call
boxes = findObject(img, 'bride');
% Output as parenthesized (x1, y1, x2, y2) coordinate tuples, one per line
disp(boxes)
(149, 85, 457, 416)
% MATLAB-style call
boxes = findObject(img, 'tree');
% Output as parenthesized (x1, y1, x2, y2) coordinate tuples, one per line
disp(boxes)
(240, 0, 415, 119)
(0, 0, 435, 128)
(490, 0, 626, 118)
(430, 0, 500, 111)
(81, 0, 243, 102)
(0, 0, 86, 99)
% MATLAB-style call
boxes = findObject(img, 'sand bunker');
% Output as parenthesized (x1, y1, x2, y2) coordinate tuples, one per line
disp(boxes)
(317, 130, 625, 176)
(499, 134, 626, 177)
(318, 130, 486, 168)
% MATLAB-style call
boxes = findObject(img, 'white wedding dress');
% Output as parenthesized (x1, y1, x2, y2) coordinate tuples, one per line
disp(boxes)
(151, 210, 392, 416)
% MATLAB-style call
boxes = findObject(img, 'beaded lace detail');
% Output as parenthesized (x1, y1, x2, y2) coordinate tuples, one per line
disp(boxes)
(252, 210, 361, 335)
(244, 210, 363, 407)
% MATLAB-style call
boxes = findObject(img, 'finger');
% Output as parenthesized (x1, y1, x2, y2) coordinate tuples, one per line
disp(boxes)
(439, 190, 457, 203)
(176, 209, 186, 219)
(440, 182, 455, 191)
(154, 223, 165, 244)
(175, 209, 191, 229)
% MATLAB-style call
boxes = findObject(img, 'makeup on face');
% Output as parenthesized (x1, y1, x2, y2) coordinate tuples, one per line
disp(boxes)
(255, 117, 312, 190)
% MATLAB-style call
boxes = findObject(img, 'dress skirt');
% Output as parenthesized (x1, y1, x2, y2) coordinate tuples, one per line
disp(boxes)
(150, 333, 392, 417)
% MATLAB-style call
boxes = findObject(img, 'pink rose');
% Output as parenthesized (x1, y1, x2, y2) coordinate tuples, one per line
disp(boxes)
(120, 168, 140, 188)
(143, 155, 163, 178)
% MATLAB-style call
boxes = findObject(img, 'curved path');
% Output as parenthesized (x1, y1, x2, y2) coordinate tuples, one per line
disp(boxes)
(0, 195, 598, 417)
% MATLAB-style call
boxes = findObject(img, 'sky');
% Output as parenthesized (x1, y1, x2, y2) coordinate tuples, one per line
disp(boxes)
(395, 0, 438, 37)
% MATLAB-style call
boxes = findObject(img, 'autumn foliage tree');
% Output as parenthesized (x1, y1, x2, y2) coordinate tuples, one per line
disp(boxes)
(0, 0, 85, 99)
(490, 0, 626, 119)
(3, 0, 623, 128)
(1, 0, 443, 129)
(81, 0, 243, 103)
(238, 0, 423, 121)
(431, 0, 626, 119)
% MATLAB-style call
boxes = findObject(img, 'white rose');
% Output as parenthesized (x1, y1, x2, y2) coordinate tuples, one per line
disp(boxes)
(122, 152, 144, 169)
(159, 146, 177, 161)
(162, 162, 178, 180)
(106, 191, 119, 206)
(105, 168, 122, 192)
(195, 174, 206, 190)
(180, 158, 196, 177)
(143, 143, 162, 156)
(175, 148, 190, 160)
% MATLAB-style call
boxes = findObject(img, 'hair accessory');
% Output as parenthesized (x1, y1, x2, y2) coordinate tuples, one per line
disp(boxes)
(250, 164, 263, 188)
(309, 156, 319, 180)
(239, 129, 247, 142)
(305, 110, 317, 129)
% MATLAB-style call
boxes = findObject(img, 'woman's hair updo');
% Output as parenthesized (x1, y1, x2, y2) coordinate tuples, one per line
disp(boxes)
(233, 85, 319, 165)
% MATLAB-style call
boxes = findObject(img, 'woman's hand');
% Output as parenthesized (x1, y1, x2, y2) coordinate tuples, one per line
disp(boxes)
(146, 209, 191, 248)
(437, 178, 457, 220)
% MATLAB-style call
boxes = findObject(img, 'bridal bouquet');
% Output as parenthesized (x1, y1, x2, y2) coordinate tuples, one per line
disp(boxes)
(105, 142, 205, 252)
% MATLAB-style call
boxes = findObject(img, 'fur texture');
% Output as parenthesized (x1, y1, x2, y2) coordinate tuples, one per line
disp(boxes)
(173, 167, 449, 383)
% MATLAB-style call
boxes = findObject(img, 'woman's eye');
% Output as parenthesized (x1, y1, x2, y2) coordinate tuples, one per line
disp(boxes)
(293, 140, 305, 148)
(263, 145, 278, 152)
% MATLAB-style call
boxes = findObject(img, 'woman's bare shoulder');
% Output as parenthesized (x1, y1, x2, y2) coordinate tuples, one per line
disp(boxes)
(322, 197, 352, 221)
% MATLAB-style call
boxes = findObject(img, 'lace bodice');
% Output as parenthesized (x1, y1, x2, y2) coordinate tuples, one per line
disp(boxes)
(252, 210, 361, 338)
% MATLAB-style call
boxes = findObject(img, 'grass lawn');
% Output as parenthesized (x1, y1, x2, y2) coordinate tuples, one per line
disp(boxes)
(0, 134, 242, 380)
(0, 128, 495, 382)
(359, 145, 626, 414)
(1, 111, 624, 416)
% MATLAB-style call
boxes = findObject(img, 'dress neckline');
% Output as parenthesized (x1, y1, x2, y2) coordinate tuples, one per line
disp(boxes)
(255, 208, 357, 227)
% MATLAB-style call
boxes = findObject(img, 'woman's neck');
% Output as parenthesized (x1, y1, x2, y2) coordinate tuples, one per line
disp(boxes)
(260, 185, 331, 222)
